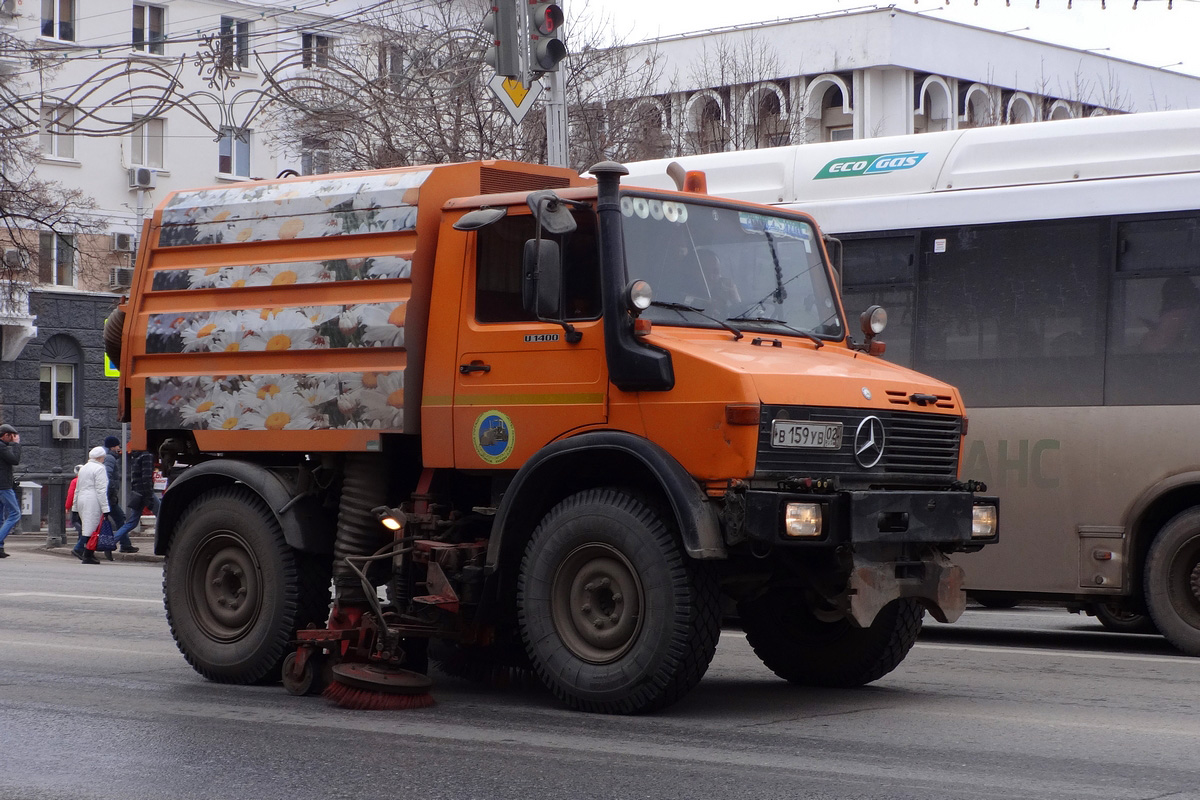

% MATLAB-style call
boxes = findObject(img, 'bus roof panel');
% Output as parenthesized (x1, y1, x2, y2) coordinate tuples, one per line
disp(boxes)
(624, 108, 1200, 210)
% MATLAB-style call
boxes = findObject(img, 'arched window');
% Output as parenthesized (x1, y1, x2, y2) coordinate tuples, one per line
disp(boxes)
(744, 84, 788, 148)
(915, 76, 952, 134)
(1007, 93, 1036, 124)
(629, 102, 669, 161)
(699, 97, 723, 153)
(39, 334, 82, 420)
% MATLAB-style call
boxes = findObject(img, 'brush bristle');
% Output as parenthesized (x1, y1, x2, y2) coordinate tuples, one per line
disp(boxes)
(322, 680, 435, 711)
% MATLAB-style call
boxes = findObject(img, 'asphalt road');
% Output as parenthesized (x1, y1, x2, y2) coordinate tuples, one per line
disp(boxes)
(1, 541, 1198, 800)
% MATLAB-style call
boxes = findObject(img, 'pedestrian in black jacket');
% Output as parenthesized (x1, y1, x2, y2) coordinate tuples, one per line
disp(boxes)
(113, 448, 153, 551)
(0, 424, 22, 558)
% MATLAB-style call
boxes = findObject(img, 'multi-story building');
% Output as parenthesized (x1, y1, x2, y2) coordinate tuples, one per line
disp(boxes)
(615, 7, 1200, 160)
(0, 0, 360, 530)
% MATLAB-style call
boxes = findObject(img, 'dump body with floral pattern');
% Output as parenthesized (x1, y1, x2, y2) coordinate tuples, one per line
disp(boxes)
(113, 160, 586, 456)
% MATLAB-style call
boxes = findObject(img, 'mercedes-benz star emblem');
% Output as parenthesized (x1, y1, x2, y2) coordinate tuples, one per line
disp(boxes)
(853, 416, 886, 469)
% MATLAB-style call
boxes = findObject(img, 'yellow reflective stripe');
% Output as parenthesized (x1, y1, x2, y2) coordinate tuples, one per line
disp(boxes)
(450, 392, 604, 406)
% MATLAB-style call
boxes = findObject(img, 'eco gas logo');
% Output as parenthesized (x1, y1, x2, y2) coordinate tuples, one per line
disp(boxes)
(814, 151, 927, 180)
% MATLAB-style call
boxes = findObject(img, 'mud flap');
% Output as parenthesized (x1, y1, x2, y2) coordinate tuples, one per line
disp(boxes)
(845, 551, 965, 626)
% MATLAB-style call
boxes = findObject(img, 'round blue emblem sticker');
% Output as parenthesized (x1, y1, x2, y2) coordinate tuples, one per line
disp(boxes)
(473, 410, 515, 464)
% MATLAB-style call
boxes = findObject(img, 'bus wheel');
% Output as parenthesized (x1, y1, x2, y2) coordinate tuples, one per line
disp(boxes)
(1090, 602, 1158, 635)
(738, 590, 923, 687)
(1144, 509, 1200, 656)
(164, 487, 331, 684)
(517, 488, 721, 714)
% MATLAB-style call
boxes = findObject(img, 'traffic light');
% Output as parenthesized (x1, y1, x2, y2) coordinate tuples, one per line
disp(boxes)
(483, 1, 520, 78)
(526, 2, 565, 74)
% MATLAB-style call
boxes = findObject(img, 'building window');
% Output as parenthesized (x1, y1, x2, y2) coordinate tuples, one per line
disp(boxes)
(131, 116, 164, 168)
(828, 127, 853, 142)
(40, 0, 74, 41)
(39, 363, 75, 419)
(302, 33, 332, 68)
(132, 4, 165, 55)
(218, 127, 251, 177)
(378, 43, 406, 84)
(219, 17, 250, 70)
(300, 136, 330, 175)
(38, 232, 75, 286)
(39, 103, 74, 158)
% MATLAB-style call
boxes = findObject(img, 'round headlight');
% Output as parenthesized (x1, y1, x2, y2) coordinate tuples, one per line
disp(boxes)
(628, 280, 653, 311)
(861, 305, 888, 336)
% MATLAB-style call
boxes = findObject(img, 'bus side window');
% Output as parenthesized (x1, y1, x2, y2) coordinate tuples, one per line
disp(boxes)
(840, 236, 916, 367)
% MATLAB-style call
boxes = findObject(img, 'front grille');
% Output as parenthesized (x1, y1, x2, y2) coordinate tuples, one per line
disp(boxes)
(756, 405, 961, 480)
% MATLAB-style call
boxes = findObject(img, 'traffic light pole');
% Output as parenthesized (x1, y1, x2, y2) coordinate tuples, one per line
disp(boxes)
(545, 66, 568, 167)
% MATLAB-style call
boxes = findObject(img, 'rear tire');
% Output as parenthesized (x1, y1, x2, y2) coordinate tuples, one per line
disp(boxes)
(739, 590, 923, 688)
(1144, 509, 1200, 656)
(1090, 602, 1158, 635)
(164, 487, 331, 683)
(517, 488, 721, 714)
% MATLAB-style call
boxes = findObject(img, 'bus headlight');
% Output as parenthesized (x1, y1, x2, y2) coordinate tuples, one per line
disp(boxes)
(784, 503, 823, 538)
(972, 504, 998, 539)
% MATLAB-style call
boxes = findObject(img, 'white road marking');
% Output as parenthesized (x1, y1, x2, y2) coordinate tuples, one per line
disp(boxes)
(914, 641, 1196, 665)
(720, 629, 1196, 665)
(0, 637, 176, 657)
(1, 591, 160, 604)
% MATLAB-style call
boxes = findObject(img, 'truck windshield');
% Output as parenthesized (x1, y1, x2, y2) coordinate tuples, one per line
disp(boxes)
(620, 193, 843, 340)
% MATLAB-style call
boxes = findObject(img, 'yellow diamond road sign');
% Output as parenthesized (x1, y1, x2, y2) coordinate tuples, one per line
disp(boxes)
(489, 74, 543, 125)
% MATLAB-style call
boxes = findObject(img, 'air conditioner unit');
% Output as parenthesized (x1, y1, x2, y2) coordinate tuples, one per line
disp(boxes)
(2, 248, 24, 269)
(111, 232, 134, 252)
(110, 266, 134, 288)
(51, 417, 80, 440)
(128, 166, 156, 190)
(0, 0, 16, 18)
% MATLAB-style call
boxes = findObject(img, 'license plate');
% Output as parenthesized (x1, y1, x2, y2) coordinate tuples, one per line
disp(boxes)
(771, 420, 843, 450)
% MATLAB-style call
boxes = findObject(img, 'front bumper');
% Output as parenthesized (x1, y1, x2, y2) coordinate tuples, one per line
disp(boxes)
(740, 488, 999, 549)
(734, 487, 998, 626)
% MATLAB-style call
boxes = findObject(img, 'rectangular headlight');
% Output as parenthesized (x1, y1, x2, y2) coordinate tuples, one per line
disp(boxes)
(785, 502, 823, 538)
(972, 504, 998, 539)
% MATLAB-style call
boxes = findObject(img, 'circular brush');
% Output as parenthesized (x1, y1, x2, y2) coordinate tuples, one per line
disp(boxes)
(323, 662, 436, 711)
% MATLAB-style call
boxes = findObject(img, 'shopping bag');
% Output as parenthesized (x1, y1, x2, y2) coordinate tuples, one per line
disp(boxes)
(96, 517, 118, 553)
(85, 531, 99, 551)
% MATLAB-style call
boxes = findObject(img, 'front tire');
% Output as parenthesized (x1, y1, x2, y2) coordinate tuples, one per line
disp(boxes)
(164, 487, 331, 683)
(517, 488, 721, 714)
(1144, 508, 1200, 656)
(738, 590, 923, 687)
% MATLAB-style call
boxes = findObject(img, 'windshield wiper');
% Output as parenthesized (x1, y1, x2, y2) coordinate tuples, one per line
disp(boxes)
(651, 301, 743, 341)
(726, 315, 824, 348)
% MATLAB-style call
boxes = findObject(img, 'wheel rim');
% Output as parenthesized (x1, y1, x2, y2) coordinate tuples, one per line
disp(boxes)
(550, 543, 644, 664)
(186, 532, 263, 642)
(1166, 531, 1200, 626)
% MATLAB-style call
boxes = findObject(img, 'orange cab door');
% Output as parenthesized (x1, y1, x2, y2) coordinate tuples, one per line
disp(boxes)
(453, 318, 607, 467)
(452, 219, 607, 468)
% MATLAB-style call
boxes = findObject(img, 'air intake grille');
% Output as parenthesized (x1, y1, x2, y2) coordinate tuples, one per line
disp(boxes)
(480, 167, 570, 195)
(756, 405, 961, 480)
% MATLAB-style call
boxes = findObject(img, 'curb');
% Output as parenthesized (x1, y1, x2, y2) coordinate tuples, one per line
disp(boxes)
(2, 533, 161, 563)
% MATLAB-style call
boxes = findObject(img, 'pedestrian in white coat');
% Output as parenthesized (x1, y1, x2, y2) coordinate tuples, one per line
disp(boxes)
(71, 446, 110, 565)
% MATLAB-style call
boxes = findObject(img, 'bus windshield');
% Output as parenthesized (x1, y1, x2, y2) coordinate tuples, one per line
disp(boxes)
(620, 194, 843, 339)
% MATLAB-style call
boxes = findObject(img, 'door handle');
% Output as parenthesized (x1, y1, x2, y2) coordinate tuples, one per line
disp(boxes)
(459, 363, 491, 374)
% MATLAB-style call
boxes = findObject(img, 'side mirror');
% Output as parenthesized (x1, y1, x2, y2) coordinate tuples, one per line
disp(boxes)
(523, 239, 562, 319)
(527, 190, 577, 235)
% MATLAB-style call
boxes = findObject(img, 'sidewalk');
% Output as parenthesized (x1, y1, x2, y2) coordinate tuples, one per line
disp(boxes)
(1, 529, 161, 563)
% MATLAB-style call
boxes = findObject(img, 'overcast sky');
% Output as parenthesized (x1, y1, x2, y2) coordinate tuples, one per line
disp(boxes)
(596, 0, 1200, 77)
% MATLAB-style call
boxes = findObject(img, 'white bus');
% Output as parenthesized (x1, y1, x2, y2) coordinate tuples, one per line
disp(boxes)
(626, 109, 1200, 655)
